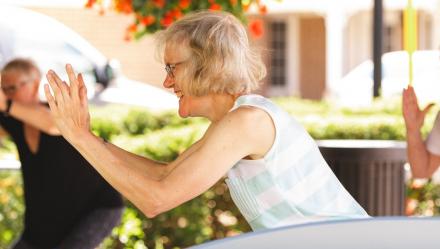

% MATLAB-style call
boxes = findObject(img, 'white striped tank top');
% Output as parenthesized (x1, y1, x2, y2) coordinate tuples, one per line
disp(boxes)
(225, 94, 369, 231)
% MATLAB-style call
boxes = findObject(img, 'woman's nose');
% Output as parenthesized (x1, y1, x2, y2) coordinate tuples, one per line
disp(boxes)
(163, 74, 174, 89)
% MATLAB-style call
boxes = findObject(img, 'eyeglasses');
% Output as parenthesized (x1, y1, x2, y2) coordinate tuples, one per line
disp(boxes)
(165, 62, 184, 78)
(1, 79, 31, 96)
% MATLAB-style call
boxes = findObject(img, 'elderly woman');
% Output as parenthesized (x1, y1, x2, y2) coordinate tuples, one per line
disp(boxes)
(44, 11, 368, 231)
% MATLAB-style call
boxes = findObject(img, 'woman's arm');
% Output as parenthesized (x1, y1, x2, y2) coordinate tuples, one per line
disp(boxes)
(0, 92, 59, 135)
(60, 106, 271, 218)
(102, 138, 204, 181)
(406, 129, 440, 178)
(403, 86, 439, 178)
(9, 102, 59, 135)
(44, 64, 274, 217)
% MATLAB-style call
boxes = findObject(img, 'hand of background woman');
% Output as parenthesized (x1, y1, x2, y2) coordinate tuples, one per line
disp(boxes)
(402, 85, 434, 132)
(44, 64, 91, 144)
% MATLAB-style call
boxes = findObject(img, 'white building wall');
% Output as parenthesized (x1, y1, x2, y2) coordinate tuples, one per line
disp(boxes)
(325, 7, 345, 98)
(433, 1, 440, 48)
(286, 15, 300, 97)
(344, 11, 373, 74)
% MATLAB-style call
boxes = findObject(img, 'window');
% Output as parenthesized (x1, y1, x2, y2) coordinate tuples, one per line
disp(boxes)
(270, 21, 287, 87)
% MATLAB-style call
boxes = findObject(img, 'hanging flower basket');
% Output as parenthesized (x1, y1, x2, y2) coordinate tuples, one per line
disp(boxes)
(85, 0, 276, 40)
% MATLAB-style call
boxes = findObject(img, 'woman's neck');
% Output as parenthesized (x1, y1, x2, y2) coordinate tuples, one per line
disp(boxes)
(207, 94, 240, 123)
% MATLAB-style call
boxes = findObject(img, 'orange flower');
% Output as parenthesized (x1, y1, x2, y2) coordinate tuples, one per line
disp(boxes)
(164, 11, 173, 19)
(153, 0, 165, 8)
(405, 198, 418, 216)
(85, 0, 96, 8)
(209, 3, 222, 11)
(141, 15, 156, 26)
(115, 0, 133, 14)
(243, 3, 250, 11)
(249, 19, 264, 38)
(172, 9, 183, 19)
(230, 0, 237, 6)
(259, 4, 267, 14)
(161, 16, 174, 27)
(179, 0, 191, 9)
(127, 23, 137, 33)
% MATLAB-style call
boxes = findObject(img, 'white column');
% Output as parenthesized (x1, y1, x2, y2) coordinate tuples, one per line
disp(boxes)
(286, 15, 300, 96)
(433, 1, 440, 49)
(325, 8, 345, 98)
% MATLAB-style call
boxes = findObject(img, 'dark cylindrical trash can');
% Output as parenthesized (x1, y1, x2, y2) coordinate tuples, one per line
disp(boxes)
(317, 140, 407, 216)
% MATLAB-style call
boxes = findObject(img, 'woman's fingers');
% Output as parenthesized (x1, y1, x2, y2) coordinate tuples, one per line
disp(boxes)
(404, 86, 418, 108)
(44, 66, 92, 142)
(44, 84, 58, 115)
(422, 103, 435, 116)
(49, 70, 70, 103)
(66, 64, 80, 103)
(77, 73, 89, 109)
(46, 71, 65, 110)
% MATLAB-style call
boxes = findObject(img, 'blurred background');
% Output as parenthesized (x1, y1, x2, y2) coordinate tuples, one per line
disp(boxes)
(0, 0, 440, 248)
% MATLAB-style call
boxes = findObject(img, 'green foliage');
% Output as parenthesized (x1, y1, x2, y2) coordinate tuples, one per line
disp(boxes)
(122, 109, 160, 135)
(406, 179, 440, 216)
(0, 171, 24, 248)
(1, 97, 440, 248)
(92, 117, 122, 141)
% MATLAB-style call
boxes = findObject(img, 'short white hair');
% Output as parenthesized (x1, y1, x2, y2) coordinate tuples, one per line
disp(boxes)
(156, 10, 266, 96)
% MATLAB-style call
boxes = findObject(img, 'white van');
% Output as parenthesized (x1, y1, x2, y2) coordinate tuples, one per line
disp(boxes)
(0, 5, 177, 111)
(334, 50, 440, 106)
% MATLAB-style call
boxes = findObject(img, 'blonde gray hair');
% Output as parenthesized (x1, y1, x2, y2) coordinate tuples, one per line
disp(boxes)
(156, 11, 266, 96)
(1, 58, 41, 80)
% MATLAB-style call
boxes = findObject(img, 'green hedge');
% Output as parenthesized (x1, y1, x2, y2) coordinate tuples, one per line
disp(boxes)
(0, 97, 439, 248)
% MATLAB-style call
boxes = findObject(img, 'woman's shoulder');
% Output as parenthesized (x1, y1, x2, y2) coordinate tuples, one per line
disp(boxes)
(229, 101, 272, 123)
(226, 103, 275, 140)
(233, 94, 270, 106)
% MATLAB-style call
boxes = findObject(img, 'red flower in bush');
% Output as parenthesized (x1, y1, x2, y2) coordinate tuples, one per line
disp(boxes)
(161, 15, 174, 27)
(171, 9, 183, 19)
(127, 23, 137, 33)
(249, 19, 264, 38)
(179, 0, 191, 9)
(209, 3, 222, 11)
(87, 0, 274, 38)
(115, 0, 133, 14)
(141, 15, 156, 26)
(153, 0, 165, 8)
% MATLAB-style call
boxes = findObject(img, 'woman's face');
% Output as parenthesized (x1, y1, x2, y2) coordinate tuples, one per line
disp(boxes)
(163, 44, 208, 118)
(1, 71, 39, 103)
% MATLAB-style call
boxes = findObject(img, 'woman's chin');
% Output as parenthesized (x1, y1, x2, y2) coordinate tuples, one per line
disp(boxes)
(177, 96, 190, 118)
(178, 105, 190, 118)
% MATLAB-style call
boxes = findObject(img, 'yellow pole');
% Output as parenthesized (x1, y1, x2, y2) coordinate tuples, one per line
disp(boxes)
(403, 0, 418, 86)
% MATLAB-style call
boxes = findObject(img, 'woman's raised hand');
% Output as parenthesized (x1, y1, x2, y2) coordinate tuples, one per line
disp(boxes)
(44, 64, 91, 144)
(402, 85, 434, 132)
